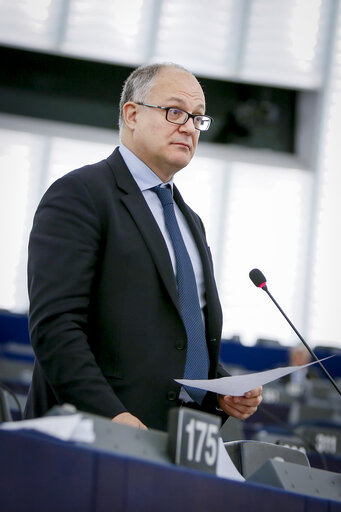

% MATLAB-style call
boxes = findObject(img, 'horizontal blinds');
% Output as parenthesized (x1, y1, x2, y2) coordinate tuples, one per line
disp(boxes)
(240, 0, 332, 88)
(152, 0, 242, 77)
(0, 0, 333, 88)
(60, 0, 155, 63)
(0, 0, 63, 49)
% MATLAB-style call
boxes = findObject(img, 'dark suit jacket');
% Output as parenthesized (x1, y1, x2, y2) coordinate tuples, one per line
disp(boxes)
(25, 148, 226, 431)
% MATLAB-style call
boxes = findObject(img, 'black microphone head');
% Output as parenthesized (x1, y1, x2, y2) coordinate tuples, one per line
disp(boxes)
(249, 268, 267, 289)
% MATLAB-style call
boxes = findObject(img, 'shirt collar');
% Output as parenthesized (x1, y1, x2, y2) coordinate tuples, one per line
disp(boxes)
(119, 143, 174, 193)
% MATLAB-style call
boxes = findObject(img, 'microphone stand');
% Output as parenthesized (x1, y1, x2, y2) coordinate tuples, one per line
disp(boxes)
(262, 284, 341, 397)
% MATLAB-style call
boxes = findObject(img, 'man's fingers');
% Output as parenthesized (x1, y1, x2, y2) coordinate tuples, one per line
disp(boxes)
(224, 397, 257, 411)
(223, 394, 262, 408)
(221, 401, 258, 420)
(217, 389, 262, 420)
(244, 386, 263, 399)
(112, 412, 148, 430)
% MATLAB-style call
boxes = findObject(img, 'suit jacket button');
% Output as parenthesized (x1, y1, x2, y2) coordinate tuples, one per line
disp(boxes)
(175, 339, 185, 350)
(167, 390, 177, 401)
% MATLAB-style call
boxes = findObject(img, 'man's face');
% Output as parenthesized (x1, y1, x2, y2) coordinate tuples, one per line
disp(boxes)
(127, 67, 206, 181)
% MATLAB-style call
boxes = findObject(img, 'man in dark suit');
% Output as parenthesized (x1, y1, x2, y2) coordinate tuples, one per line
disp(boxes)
(25, 63, 262, 431)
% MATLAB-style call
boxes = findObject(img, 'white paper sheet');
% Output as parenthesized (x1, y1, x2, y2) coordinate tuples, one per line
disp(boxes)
(175, 356, 332, 396)
(0, 414, 95, 443)
(216, 437, 245, 481)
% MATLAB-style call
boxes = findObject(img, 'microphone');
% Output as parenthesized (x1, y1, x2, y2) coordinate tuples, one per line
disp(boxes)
(249, 268, 341, 397)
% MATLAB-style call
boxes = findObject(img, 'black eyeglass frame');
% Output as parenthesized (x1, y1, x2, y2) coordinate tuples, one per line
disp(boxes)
(136, 102, 213, 131)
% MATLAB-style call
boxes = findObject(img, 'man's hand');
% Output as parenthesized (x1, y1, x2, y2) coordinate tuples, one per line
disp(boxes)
(217, 386, 263, 420)
(112, 412, 148, 430)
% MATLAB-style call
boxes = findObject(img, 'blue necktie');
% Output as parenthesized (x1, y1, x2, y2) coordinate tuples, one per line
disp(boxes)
(153, 185, 209, 404)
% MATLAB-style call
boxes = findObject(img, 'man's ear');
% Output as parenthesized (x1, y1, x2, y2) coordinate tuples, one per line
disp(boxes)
(123, 102, 139, 130)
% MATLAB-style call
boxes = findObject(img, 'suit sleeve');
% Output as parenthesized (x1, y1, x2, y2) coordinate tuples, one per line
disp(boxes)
(28, 172, 127, 418)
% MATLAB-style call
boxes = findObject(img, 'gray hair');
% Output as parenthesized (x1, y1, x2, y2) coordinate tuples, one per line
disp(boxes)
(118, 62, 193, 131)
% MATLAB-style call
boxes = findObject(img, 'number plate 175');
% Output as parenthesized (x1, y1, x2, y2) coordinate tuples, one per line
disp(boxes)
(168, 408, 221, 473)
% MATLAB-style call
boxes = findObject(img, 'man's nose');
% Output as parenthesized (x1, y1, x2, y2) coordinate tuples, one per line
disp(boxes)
(178, 118, 197, 134)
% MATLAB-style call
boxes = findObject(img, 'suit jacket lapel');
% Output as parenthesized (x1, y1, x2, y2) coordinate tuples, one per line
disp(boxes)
(173, 185, 222, 340)
(173, 184, 214, 289)
(106, 149, 180, 314)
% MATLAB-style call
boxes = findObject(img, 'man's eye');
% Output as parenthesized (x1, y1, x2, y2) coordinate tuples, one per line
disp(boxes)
(169, 108, 184, 117)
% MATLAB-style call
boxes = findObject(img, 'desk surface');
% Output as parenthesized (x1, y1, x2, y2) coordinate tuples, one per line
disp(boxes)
(0, 428, 340, 512)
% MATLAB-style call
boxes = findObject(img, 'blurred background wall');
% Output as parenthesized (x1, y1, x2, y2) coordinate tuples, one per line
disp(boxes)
(0, 0, 340, 348)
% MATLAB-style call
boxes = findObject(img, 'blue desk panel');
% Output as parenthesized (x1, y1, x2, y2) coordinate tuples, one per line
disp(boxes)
(0, 429, 340, 512)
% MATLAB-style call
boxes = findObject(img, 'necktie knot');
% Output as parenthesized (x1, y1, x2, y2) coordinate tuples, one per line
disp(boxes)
(152, 184, 173, 208)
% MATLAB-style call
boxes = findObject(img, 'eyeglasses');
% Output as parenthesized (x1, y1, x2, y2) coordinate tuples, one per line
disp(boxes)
(136, 102, 213, 131)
